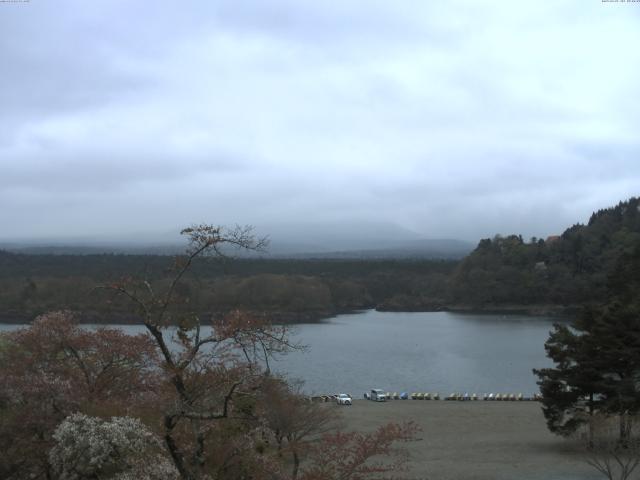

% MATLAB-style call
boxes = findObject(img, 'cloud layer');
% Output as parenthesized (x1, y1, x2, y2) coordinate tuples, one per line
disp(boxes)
(1, 0, 639, 242)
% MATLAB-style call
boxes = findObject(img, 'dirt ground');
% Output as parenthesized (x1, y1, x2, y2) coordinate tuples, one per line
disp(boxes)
(334, 400, 602, 480)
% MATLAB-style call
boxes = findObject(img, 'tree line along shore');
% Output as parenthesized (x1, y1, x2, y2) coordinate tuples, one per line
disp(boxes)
(1, 196, 639, 324)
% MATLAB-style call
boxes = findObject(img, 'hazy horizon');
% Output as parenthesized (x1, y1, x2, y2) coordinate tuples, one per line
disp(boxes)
(2, 1, 638, 242)
(0, 219, 477, 258)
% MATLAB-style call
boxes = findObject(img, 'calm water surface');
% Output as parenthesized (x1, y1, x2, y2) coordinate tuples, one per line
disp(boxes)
(279, 310, 559, 395)
(1, 310, 560, 395)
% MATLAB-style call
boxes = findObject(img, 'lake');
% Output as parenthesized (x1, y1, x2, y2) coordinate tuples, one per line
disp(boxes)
(0, 309, 561, 396)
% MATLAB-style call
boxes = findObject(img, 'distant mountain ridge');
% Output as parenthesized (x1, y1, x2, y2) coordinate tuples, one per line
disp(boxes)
(0, 238, 473, 260)
(0, 220, 473, 259)
(274, 239, 473, 259)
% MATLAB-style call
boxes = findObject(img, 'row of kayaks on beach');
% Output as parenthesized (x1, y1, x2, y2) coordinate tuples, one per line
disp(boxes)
(440, 392, 542, 401)
(371, 392, 541, 401)
(308, 392, 543, 403)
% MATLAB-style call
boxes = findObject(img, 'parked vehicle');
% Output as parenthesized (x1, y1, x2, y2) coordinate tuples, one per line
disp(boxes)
(370, 389, 387, 402)
(336, 393, 352, 405)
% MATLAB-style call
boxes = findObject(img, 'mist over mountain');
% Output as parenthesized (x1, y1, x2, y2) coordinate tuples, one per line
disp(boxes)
(258, 221, 472, 258)
(0, 220, 473, 259)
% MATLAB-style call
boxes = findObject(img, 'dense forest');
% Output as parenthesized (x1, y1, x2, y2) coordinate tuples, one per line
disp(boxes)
(450, 197, 640, 311)
(0, 253, 455, 323)
(1, 197, 639, 323)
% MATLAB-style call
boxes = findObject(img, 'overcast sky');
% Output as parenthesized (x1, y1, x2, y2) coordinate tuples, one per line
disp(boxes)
(1, 0, 639, 244)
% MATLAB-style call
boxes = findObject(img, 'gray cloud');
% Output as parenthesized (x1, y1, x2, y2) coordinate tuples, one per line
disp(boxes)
(0, 151, 247, 192)
(0, 1, 639, 243)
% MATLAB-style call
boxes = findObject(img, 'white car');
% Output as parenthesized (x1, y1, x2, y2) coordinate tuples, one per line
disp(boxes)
(370, 389, 387, 402)
(336, 393, 352, 405)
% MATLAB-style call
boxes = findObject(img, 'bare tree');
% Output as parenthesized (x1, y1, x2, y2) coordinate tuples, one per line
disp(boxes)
(260, 377, 337, 479)
(582, 414, 640, 480)
(99, 225, 300, 480)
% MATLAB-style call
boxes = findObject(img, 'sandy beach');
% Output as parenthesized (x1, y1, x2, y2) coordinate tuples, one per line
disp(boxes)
(335, 400, 601, 480)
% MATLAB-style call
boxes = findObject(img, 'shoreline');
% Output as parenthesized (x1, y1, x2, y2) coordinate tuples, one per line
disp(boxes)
(376, 303, 578, 317)
(0, 309, 341, 325)
(0, 304, 574, 325)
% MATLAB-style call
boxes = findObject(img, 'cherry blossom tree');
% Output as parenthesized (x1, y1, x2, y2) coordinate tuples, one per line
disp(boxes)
(49, 413, 179, 480)
(299, 421, 421, 480)
(0, 311, 159, 479)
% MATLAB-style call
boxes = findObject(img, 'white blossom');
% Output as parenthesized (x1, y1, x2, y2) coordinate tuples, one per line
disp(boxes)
(49, 413, 179, 480)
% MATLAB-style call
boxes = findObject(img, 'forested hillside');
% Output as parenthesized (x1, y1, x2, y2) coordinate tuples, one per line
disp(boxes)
(449, 197, 640, 310)
(0, 253, 454, 323)
(2, 197, 638, 323)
